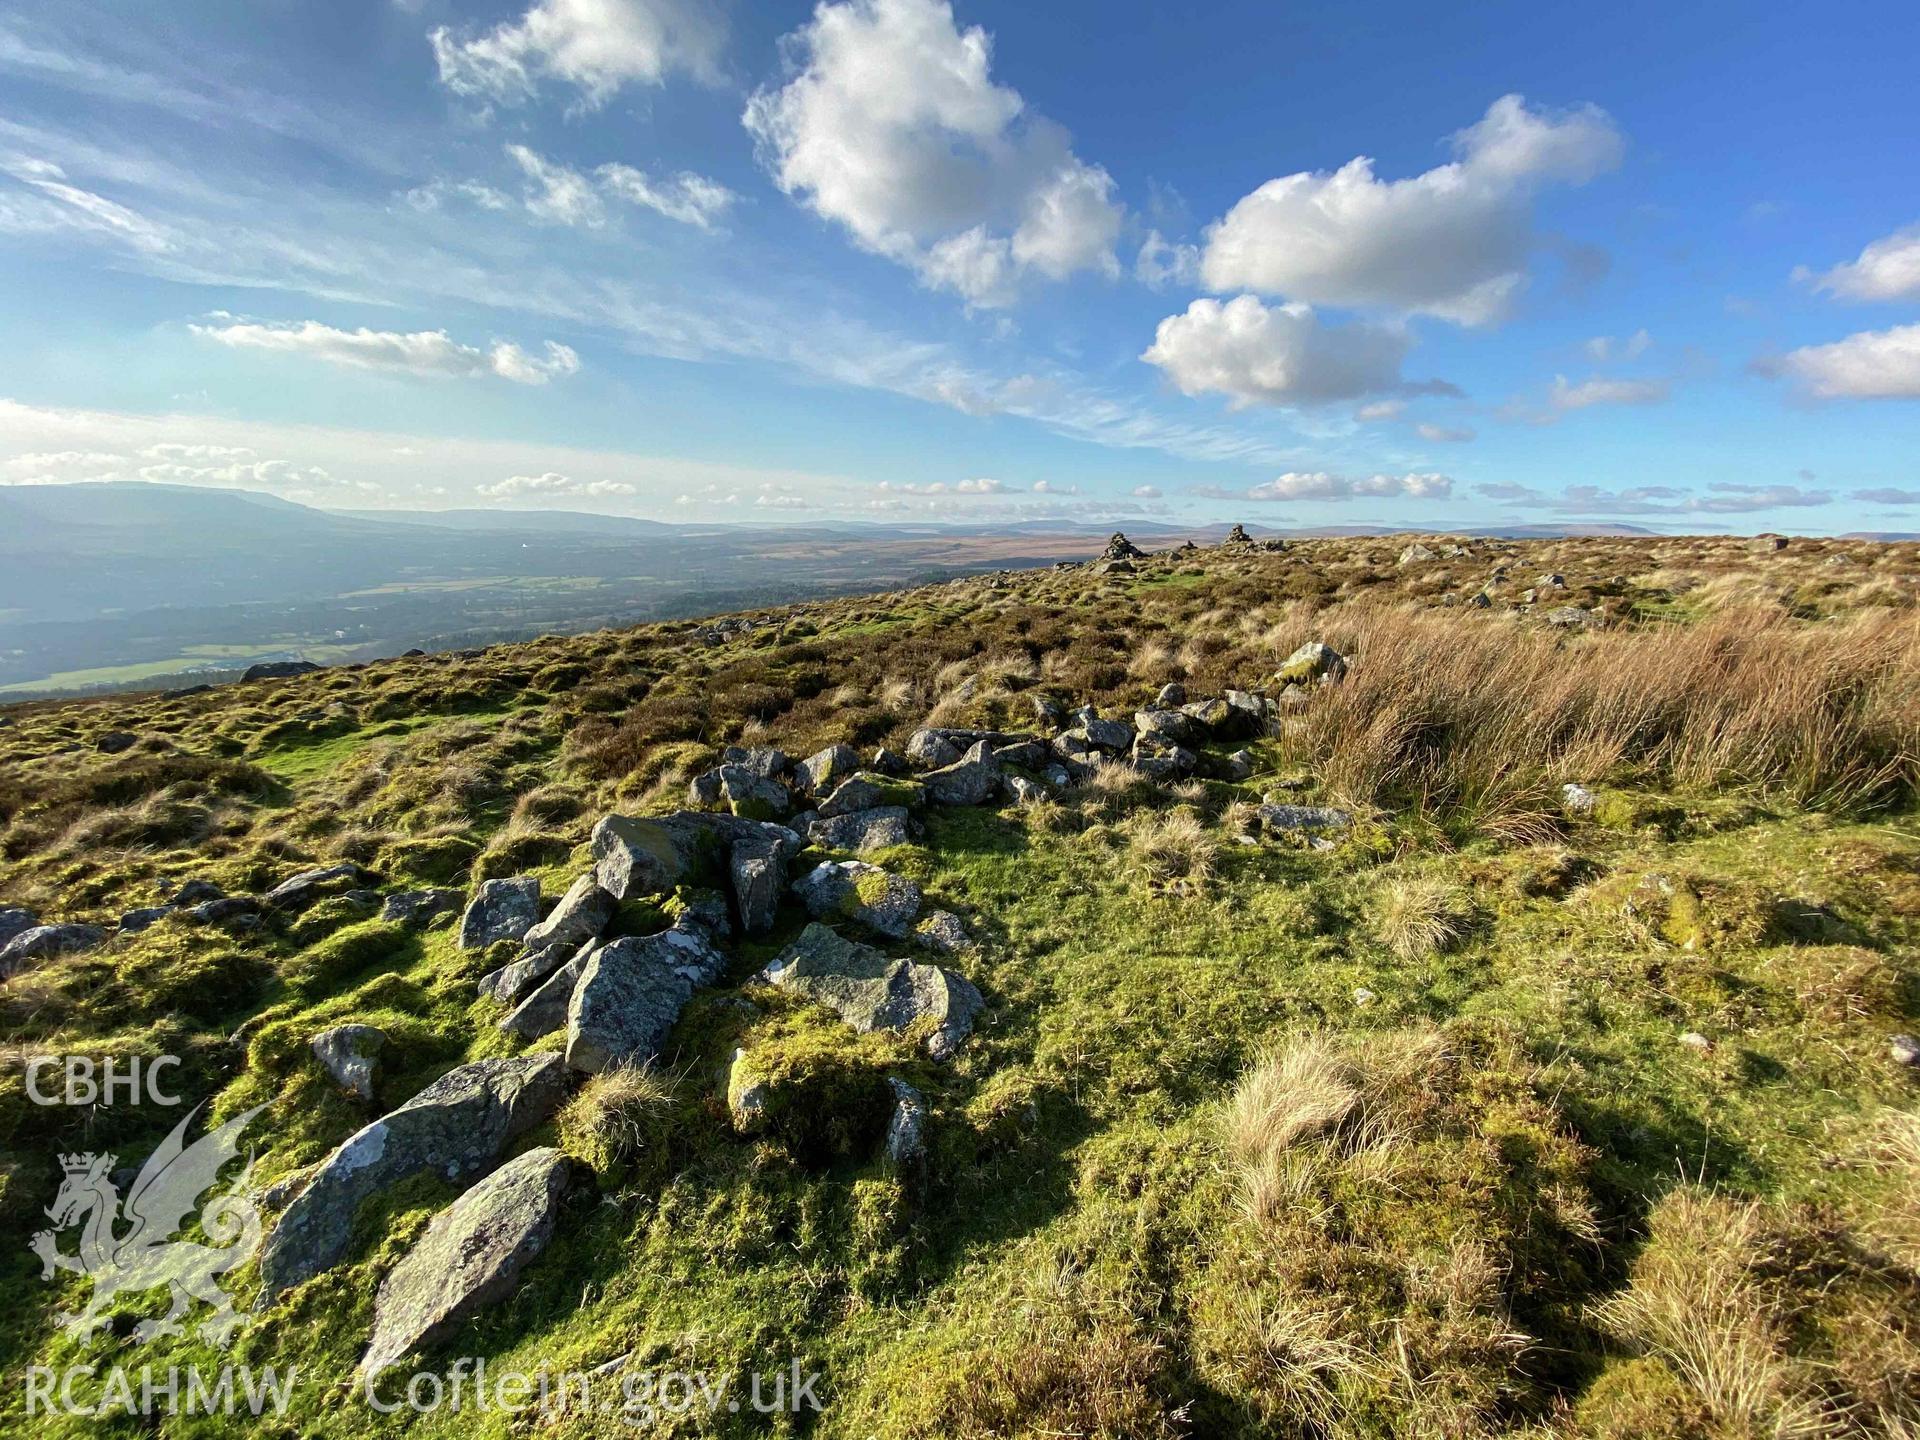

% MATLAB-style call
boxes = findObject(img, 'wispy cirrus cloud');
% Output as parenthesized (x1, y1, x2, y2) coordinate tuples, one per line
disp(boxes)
(190, 318, 582, 386)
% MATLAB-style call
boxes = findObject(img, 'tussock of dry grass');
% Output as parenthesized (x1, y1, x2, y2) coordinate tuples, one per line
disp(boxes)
(1124, 807, 1219, 894)
(1370, 875, 1474, 959)
(1593, 1190, 1837, 1437)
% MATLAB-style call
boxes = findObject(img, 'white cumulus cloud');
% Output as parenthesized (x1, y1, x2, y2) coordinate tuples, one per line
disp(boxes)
(191, 319, 581, 385)
(431, 0, 725, 107)
(1141, 294, 1447, 407)
(477, 471, 637, 499)
(1799, 223, 1920, 303)
(743, 0, 1122, 307)
(1767, 323, 1920, 399)
(1199, 94, 1623, 326)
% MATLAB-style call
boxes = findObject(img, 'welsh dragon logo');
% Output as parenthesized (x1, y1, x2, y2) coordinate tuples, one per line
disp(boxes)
(31, 1103, 267, 1347)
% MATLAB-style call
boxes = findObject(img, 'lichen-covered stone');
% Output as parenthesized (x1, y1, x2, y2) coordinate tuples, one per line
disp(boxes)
(260, 1052, 568, 1295)
(795, 860, 922, 938)
(766, 923, 983, 1060)
(521, 873, 615, 951)
(564, 924, 726, 1075)
(311, 1024, 386, 1101)
(358, 1147, 571, 1379)
(457, 876, 540, 952)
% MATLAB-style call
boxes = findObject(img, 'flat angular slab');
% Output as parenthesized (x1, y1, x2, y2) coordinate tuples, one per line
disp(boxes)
(259, 1053, 568, 1296)
(358, 1147, 571, 1379)
(767, 923, 983, 1060)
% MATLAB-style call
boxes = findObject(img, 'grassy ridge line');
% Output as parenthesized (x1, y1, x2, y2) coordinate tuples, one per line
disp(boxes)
(0, 532, 1915, 1437)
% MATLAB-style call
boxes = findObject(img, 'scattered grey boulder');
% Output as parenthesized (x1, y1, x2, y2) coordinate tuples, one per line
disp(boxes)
(1679, 1031, 1714, 1053)
(1276, 641, 1347, 686)
(591, 812, 799, 901)
(266, 863, 367, 911)
(869, 747, 909, 777)
(714, 764, 792, 821)
(1256, 804, 1353, 833)
(170, 878, 225, 907)
(921, 754, 1000, 807)
(1065, 715, 1135, 753)
(766, 923, 983, 1061)
(1467, 590, 1492, 608)
(188, 897, 260, 927)
(1891, 1034, 1920, 1068)
(1562, 782, 1597, 815)
(1, 923, 107, 976)
(884, 1078, 929, 1169)
(1154, 682, 1187, 707)
(1545, 606, 1597, 629)
(1135, 709, 1205, 747)
(311, 1024, 386, 1101)
(358, 1146, 571, 1379)
(819, 773, 924, 817)
(382, 889, 461, 928)
(0, 907, 36, 949)
(722, 745, 787, 779)
(565, 924, 727, 1075)
(1005, 774, 1045, 805)
(96, 731, 138, 754)
(1225, 750, 1255, 781)
(731, 828, 800, 934)
(118, 906, 174, 935)
(795, 860, 922, 938)
(914, 910, 972, 955)
(686, 769, 724, 809)
(259, 1052, 569, 1295)
(1398, 543, 1437, 566)
(458, 876, 541, 952)
(521, 874, 615, 951)
(808, 807, 914, 854)
(796, 743, 861, 796)
(1095, 558, 1135, 575)
(904, 729, 962, 770)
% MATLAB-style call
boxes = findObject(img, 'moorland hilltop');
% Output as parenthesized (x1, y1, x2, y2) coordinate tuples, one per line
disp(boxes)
(3, 528, 1918, 1438)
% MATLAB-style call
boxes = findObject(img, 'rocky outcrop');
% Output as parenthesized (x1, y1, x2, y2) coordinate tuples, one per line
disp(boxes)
(913, 910, 972, 955)
(795, 861, 923, 938)
(564, 924, 727, 1075)
(1255, 804, 1353, 833)
(766, 923, 983, 1060)
(1100, 532, 1147, 561)
(358, 1147, 571, 1378)
(818, 773, 924, 817)
(457, 877, 541, 952)
(311, 1024, 385, 1101)
(260, 1053, 569, 1295)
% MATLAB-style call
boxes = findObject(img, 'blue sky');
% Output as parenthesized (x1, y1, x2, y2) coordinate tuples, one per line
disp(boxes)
(1, 0, 1917, 531)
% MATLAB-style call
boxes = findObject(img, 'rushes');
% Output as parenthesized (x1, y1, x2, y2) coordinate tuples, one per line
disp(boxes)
(1283, 604, 1920, 821)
